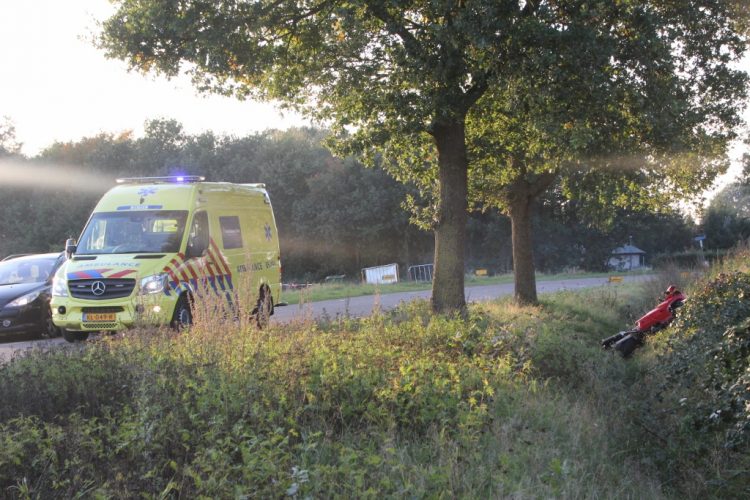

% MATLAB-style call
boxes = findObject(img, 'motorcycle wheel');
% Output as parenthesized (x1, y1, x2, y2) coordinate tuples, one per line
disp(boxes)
(602, 331, 629, 349)
(614, 335, 640, 358)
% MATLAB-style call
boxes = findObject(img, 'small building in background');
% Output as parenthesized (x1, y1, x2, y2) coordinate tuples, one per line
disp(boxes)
(609, 244, 647, 271)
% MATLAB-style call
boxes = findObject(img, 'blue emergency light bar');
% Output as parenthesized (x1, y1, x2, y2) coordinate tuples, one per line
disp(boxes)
(115, 176, 206, 184)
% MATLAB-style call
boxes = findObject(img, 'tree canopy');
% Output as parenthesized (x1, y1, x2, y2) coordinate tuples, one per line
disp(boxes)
(0, 117, 21, 156)
(703, 183, 750, 249)
(1, 121, 699, 278)
(99, 0, 748, 310)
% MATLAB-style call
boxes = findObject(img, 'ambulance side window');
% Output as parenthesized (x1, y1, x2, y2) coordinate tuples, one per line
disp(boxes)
(219, 216, 243, 249)
(186, 211, 209, 258)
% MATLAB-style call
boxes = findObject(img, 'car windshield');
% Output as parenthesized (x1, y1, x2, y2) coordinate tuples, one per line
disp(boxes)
(0, 256, 59, 286)
(77, 211, 189, 255)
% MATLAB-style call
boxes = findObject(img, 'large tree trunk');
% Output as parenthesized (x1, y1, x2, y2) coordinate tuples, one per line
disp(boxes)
(504, 171, 557, 305)
(508, 195, 538, 305)
(430, 121, 468, 313)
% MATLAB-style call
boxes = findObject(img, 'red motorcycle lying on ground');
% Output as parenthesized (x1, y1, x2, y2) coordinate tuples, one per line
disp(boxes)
(602, 285, 686, 357)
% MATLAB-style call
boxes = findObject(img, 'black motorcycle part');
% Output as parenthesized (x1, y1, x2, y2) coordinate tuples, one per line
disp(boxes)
(602, 331, 632, 349)
(614, 333, 643, 358)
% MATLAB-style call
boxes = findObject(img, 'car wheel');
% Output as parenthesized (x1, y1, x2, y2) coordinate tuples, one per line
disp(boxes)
(171, 295, 193, 330)
(255, 286, 273, 329)
(62, 329, 89, 343)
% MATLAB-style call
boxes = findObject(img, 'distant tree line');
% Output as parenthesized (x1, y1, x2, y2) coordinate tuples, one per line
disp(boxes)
(1, 120, 706, 281)
(703, 156, 750, 250)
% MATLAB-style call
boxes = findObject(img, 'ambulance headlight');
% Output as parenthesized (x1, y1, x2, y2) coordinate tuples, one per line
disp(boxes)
(52, 276, 69, 297)
(140, 273, 168, 295)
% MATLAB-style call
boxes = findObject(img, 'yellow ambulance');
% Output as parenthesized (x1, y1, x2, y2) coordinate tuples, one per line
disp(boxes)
(51, 176, 281, 342)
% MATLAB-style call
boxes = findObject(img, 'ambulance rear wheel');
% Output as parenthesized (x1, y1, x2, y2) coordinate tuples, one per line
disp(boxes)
(171, 295, 193, 330)
(62, 329, 89, 343)
(255, 286, 273, 329)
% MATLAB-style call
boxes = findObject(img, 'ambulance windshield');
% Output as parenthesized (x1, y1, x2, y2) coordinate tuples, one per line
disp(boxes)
(76, 211, 189, 254)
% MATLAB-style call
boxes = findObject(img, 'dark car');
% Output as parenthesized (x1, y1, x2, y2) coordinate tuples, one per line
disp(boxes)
(0, 252, 65, 339)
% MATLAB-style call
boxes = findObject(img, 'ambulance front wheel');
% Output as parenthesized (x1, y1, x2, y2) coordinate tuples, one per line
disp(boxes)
(171, 295, 193, 330)
(62, 329, 89, 343)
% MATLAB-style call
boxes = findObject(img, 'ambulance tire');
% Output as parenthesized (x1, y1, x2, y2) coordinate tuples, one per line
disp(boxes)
(255, 286, 273, 329)
(171, 295, 193, 330)
(62, 329, 89, 343)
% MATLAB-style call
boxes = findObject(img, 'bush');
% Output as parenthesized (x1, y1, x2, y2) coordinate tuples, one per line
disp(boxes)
(654, 271, 750, 446)
(650, 249, 726, 269)
(0, 289, 674, 498)
(635, 248, 750, 496)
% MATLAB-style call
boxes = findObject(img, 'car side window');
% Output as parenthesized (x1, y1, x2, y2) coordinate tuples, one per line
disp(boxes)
(186, 211, 209, 258)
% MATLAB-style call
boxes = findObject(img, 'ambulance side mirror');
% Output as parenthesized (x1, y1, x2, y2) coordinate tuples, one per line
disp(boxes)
(65, 238, 77, 259)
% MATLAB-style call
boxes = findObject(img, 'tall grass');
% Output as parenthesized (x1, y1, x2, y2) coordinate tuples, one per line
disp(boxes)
(5, 271, 740, 498)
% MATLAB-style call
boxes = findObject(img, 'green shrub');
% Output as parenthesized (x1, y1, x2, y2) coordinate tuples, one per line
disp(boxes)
(651, 249, 727, 269)
(0, 344, 139, 421)
(0, 288, 677, 498)
(635, 249, 750, 497)
(654, 271, 750, 447)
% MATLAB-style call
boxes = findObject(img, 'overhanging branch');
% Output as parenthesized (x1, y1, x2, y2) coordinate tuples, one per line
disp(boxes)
(365, 2, 427, 62)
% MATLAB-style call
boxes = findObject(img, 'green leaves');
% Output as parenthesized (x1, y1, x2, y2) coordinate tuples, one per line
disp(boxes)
(652, 258, 750, 454)
(97, 1, 748, 309)
(704, 180, 750, 249)
(0, 117, 21, 156)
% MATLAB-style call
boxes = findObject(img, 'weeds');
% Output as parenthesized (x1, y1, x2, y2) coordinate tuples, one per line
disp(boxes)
(628, 246, 750, 498)
(3, 265, 745, 498)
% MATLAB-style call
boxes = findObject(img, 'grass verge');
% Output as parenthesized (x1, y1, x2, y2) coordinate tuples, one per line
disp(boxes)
(283, 269, 646, 305)
(0, 257, 744, 498)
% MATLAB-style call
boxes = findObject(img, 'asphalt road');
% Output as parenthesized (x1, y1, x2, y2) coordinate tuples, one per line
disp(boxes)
(1, 275, 647, 361)
(0, 336, 67, 363)
(271, 275, 648, 322)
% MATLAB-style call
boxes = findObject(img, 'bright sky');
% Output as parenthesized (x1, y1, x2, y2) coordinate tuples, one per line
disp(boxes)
(0, 1, 747, 195)
(0, 1, 307, 156)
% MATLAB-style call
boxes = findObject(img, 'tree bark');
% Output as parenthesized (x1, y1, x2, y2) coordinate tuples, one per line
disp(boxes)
(508, 195, 538, 305)
(430, 121, 468, 314)
(504, 171, 556, 305)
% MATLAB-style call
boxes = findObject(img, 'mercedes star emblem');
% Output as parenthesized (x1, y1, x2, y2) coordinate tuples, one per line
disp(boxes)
(91, 281, 106, 296)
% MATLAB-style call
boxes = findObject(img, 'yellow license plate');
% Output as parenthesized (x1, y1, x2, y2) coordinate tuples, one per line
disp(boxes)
(83, 313, 116, 322)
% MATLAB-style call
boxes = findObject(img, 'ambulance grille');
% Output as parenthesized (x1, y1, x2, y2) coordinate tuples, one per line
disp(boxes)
(69, 279, 136, 300)
(82, 323, 118, 330)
